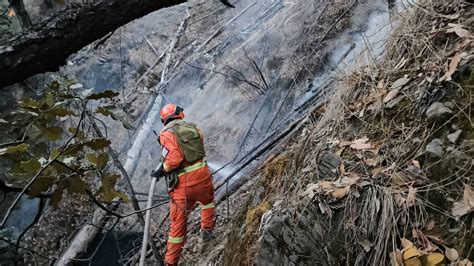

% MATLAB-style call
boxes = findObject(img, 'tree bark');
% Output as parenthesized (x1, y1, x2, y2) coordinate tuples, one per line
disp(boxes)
(0, 0, 186, 88)
(10, 0, 32, 29)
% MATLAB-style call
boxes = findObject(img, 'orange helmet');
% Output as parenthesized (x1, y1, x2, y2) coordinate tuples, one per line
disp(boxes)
(160, 103, 185, 125)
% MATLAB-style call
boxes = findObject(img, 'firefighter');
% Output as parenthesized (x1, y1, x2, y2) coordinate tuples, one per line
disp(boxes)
(156, 103, 215, 266)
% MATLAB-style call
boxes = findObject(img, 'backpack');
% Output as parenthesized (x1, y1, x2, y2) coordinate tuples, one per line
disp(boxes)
(170, 121, 206, 163)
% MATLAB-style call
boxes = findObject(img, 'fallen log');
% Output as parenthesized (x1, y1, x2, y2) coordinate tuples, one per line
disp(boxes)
(0, 0, 186, 88)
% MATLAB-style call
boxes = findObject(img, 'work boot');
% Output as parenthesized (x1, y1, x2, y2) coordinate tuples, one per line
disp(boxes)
(201, 229, 214, 243)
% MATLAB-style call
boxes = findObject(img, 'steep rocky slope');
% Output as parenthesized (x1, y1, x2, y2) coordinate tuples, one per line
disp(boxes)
(182, 1, 473, 265)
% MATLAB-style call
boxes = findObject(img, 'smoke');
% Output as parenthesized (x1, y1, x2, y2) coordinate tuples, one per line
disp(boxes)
(207, 161, 240, 184)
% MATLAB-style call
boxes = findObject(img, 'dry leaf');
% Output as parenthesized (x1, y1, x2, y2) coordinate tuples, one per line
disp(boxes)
(335, 147, 345, 157)
(441, 13, 460, 20)
(301, 183, 319, 198)
(425, 220, 435, 231)
(320, 181, 333, 190)
(365, 157, 379, 167)
(447, 23, 471, 38)
(445, 248, 459, 262)
(423, 253, 445, 266)
(360, 239, 373, 252)
(339, 163, 346, 176)
(406, 187, 417, 208)
(341, 173, 360, 186)
(451, 185, 474, 218)
(391, 250, 404, 266)
(351, 137, 373, 150)
(404, 257, 422, 266)
(384, 89, 400, 103)
(332, 187, 350, 199)
(391, 77, 410, 89)
(394, 57, 409, 70)
(440, 52, 465, 81)
(401, 238, 414, 250)
(7, 9, 16, 17)
(412, 160, 421, 169)
(457, 259, 473, 266)
(403, 247, 421, 260)
(464, 184, 474, 206)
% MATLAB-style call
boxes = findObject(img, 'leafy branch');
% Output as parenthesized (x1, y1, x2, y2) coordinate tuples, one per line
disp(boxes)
(0, 108, 86, 228)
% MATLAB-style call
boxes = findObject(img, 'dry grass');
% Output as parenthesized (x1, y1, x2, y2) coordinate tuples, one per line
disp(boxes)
(226, 0, 473, 265)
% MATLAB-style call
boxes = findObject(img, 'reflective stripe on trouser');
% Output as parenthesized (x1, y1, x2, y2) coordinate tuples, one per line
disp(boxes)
(165, 171, 215, 265)
(168, 235, 184, 244)
(200, 201, 215, 230)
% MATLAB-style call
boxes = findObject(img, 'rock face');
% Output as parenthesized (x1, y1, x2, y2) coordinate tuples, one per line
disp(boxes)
(257, 202, 330, 266)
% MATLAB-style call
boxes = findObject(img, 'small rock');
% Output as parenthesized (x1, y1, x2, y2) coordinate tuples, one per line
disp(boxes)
(426, 102, 452, 118)
(426, 138, 444, 158)
(447, 130, 462, 144)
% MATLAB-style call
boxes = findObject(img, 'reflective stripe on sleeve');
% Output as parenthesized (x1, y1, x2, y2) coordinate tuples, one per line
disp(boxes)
(201, 202, 215, 210)
(168, 236, 184, 244)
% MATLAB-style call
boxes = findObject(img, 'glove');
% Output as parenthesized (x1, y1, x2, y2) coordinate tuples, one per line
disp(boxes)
(151, 163, 164, 179)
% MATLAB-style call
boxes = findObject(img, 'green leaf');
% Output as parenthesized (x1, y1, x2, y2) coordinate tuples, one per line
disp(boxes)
(96, 153, 108, 169)
(96, 105, 134, 130)
(50, 147, 61, 159)
(49, 107, 74, 117)
(28, 176, 56, 197)
(96, 173, 129, 203)
(62, 143, 84, 156)
(86, 152, 108, 169)
(65, 175, 87, 194)
(40, 93, 55, 110)
(50, 186, 64, 209)
(87, 90, 120, 100)
(9, 158, 41, 179)
(20, 158, 41, 174)
(85, 153, 98, 165)
(51, 160, 76, 174)
(32, 143, 49, 156)
(0, 143, 29, 156)
(40, 126, 63, 141)
(95, 107, 111, 116)
(19, 98, 39, 109)
(68, 127, 85, 139)
(86, 138, 111, 150)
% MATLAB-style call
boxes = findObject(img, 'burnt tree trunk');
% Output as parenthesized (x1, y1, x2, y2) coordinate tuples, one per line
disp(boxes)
(0, 0, 186, 88)
(10, 0, 32, 29)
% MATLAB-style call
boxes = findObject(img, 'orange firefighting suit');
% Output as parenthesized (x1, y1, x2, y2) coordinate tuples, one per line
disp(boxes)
(159, 120, 215, 265)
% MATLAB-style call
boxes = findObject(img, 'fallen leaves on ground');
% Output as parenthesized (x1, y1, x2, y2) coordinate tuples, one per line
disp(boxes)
(406, 186, 417, 208)
(445, 248, 459, 262)
(396, 238, 446, 266)
(451, 185, 474, 218)
(350, 137, 373, 150)
(301, 173, 360, 200)
(384, 88, 400, 103)
(446, 23, 471, 38)
(440, 52, 466, 82)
